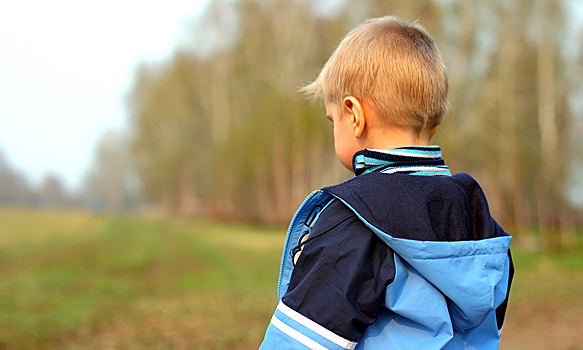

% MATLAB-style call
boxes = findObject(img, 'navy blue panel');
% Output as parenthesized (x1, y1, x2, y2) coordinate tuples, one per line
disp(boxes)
(496, 250, 514, 330)
(323, 172, 509, 242)
(282, 199, 396, 342)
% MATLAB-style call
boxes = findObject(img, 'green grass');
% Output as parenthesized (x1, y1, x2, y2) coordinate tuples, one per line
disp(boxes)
(0, 209, 581, 349)
(509, 248, 583, 302)
(0, 210, 283, 349)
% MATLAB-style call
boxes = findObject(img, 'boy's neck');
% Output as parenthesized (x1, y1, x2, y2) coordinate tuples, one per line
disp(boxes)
(364, 125, 434, 150)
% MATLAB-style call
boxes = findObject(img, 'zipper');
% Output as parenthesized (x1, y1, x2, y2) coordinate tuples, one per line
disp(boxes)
(277, 190, 320, 300)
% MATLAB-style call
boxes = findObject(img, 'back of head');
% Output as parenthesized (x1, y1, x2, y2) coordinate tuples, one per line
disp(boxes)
(303, 16, 449, 131)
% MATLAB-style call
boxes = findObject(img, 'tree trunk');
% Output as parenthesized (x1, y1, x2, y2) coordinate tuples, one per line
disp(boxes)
(536, 0, 561, 251)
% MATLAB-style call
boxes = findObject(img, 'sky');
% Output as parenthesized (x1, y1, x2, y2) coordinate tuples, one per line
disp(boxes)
(0, 0, 210, 190)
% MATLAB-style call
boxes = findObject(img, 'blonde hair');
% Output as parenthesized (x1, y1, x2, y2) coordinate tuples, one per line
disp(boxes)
(302, 15, 449, 131)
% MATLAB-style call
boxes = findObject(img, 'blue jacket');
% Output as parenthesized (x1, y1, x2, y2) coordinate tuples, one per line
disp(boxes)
(259, 149, 513, 350)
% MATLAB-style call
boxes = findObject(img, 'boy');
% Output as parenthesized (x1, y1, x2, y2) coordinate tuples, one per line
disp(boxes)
(259, 15, 513, 350)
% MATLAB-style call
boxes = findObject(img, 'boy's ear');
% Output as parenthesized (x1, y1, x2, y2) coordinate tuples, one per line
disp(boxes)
(343, 96, 365, 138)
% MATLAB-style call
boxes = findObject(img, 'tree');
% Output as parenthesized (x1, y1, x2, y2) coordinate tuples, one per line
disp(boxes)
(0, 149, 35, 205)
(83, 131, 140, 212)
(125, 0, 583, 246)
(39, 174, 67, 207)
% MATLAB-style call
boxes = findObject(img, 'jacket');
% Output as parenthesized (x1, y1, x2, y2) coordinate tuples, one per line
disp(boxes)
(259, 148, 514, 350)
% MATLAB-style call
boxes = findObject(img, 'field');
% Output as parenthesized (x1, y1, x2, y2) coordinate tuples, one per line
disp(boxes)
(0, 209, 582, 349)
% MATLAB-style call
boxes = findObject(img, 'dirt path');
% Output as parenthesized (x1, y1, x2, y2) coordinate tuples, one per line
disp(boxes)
(500, 300, 583, 350)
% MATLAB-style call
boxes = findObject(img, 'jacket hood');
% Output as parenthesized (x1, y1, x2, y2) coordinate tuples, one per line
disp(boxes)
(324, 172, 512, 332)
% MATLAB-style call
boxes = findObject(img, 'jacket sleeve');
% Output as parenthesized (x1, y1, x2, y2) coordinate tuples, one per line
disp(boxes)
(259, 199, 396, 349)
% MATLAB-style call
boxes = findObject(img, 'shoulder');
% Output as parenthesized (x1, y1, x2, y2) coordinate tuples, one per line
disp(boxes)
(322, 172, 505, 241)
(324, 172, 478, 198)
(291, 197, 394, 274)
(311, 199, 358, 235)
(297, 198, 381, 259)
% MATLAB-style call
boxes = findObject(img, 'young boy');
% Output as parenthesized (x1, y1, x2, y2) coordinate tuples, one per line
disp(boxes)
(259, 15, 513, 350)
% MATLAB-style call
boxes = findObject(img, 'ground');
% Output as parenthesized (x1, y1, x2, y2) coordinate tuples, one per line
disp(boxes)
(0, 209, 581, 349)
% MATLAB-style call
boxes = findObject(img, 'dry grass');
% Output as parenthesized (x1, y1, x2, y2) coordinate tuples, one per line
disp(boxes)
(0, 209, 105, 246)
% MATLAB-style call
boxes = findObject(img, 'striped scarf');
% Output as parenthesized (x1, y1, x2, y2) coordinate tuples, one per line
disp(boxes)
(352, 146, 451, 176)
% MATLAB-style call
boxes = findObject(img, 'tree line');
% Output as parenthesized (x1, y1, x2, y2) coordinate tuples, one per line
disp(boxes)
(0, 149, 78, 208)
(86, 0, 583, 250)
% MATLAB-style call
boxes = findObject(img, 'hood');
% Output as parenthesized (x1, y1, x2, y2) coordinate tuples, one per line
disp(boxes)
(324, 172, 512, 332)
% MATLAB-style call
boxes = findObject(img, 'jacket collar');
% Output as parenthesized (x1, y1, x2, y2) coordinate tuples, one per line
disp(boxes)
(352, 146, 451, 176)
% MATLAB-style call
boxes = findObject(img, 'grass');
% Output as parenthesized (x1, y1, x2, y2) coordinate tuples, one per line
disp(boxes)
(0, 208, 581, 349)
(0, 209, 283, 349)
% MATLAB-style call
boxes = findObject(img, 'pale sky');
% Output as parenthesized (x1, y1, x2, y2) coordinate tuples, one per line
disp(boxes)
(0, 0, 209, 190)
